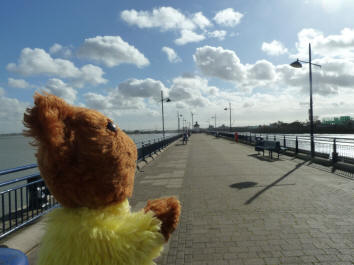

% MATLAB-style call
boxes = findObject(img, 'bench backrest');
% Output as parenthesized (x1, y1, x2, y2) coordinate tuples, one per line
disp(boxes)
(264, 140, 280, 150)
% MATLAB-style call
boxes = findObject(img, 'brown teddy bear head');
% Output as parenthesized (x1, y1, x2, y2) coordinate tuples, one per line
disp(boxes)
(23, 93, 137, 209)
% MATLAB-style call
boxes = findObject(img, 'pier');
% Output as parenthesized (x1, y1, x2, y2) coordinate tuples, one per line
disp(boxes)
(2, 133, 354, 264)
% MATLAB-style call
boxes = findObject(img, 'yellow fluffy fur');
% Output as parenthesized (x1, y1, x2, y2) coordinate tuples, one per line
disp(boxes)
(37, 200, 165, 265)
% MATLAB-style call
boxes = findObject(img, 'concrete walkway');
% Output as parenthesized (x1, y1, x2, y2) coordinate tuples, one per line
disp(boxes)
(3, 134, 354, 264)
(132, 134, 354, 265)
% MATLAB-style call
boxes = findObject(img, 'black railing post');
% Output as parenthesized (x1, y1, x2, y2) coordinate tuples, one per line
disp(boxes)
(274, 135, 276, 141)
(283, 135, 286, 148)
(27, 176, 45, 211)
(15, 190, 18, 227)
(141, 142, 145, 160)
(295, 136, 298, 154)
(332, 138, 338, 164)
(1, 194, 5, 233)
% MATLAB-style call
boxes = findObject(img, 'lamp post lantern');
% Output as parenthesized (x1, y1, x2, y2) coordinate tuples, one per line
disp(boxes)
(224, 102, 232, 132)
(161, 90, 171, 138)
(290, 43, 321, 158)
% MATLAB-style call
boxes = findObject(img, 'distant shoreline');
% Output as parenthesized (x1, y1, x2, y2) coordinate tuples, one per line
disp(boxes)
(0, 133, 23, 136)
(0, 131, 179, 136)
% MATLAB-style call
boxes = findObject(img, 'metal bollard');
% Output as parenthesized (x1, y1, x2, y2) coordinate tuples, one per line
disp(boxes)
(332, 138, 338, 164)
(295, 136, 298, 154)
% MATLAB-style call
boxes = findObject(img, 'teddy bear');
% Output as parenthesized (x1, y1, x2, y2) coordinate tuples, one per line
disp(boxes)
(23, 93, 181, 265)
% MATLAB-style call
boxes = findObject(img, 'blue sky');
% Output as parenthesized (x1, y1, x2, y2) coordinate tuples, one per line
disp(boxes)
(1, 0, 354, 133)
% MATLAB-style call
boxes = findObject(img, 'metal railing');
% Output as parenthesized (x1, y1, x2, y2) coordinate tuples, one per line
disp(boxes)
(0, 134, 182, 239)
(137, 134, 182, 160)
(236, 132, 354, 163)
(209, 131, 354, 165)
(0, 164, 58, 240)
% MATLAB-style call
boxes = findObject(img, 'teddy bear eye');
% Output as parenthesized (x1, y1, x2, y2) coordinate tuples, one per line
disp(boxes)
(107, 121, 117, 132)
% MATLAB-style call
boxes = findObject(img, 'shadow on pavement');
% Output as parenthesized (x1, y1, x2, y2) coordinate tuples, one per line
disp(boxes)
(230, 182, 258, 189)
(248, 153, 277, 163)
(244, 160, 308, 205)
(175, 143, 187, 146)
(230, 182, 296, 190)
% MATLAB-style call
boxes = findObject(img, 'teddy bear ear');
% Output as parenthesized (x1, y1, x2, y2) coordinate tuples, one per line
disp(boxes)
(23, 92, 72, 147)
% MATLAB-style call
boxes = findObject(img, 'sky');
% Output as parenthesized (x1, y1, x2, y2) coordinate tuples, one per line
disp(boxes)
(1, 0, 354, 133)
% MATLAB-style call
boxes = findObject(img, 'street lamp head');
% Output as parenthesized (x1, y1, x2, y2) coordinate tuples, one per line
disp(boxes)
(290, 59, 302, 68)
(224, 108, 227, 111)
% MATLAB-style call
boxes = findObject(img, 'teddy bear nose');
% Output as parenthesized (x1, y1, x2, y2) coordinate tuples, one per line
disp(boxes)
(107, 121, 117, 132)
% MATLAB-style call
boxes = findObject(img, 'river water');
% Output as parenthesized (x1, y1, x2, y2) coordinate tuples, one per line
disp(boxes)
(0, 133, 177, 171)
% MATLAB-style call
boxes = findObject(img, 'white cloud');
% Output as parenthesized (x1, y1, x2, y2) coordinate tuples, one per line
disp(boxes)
(0, 93, 30, 133)
(121, 7, 217, 45)
(194, 46, 282, 91)
(0, 87, 4, 96)
(44, 78, 77, 104)
(192, 12, 212, 30)
(118, 78, 168, 100)
(7, 48, 79, 77)
(7, 48, 107, 87)
(175, 30, 205, 45)
(162, 46, 181, 63)
(83, 88, 148, 120)
(262, 40, 288, 56)
(169, 75, 214, 107)
(49, 43, 72, 57)
(193, 46, 246, 82)
(84, 90, 165, 130)
(77, 36, 149, 68)
(121, 7, 195, 31)
(293, 28, 354, 59)
(213, 8, 243, 27)
(208, 30, 227, 40)
(247, 60, 276, 81)
(84, 92, 112, 110)
(72, 64, 108, 88)
(49, 43, 62, 54)
(309, 0, 354, 13)
(82, 75, 218, 130)
(8, 78, 29, 88)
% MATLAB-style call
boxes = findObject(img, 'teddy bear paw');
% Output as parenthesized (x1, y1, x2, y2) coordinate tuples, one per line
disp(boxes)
(144, 197, 181, 241)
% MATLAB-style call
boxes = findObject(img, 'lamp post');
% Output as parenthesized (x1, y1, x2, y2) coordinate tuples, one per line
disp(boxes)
(177, 112, 179, 133)
(224, 102, 232, 132)
(161, 90, 171, 138)
(290, 43, 321, 158)
(211, 114, 216, 129)
(177, 112, 183, 133)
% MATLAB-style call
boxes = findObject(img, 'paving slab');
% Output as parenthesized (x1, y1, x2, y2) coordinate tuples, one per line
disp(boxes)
(3, 134, 354, 264)
(131, 134, 354, 264)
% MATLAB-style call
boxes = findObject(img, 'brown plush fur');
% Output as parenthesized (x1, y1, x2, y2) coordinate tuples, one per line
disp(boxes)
(23, 93, 137, 208)
(144, 197, 181, 241)
(23, 93, 180, 239)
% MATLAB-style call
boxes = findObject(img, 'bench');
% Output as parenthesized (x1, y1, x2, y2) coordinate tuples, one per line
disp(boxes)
(255, 140, 287, 159)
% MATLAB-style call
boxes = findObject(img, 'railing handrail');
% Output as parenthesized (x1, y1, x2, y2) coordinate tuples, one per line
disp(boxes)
(0, 133, 182, 240)
(0, 164, 37, 177)
(0, 173, 40, 188)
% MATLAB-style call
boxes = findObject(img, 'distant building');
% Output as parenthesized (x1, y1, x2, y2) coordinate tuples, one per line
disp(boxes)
(321, 116, 353, 125)
(193, 122, 201, 132)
